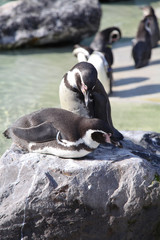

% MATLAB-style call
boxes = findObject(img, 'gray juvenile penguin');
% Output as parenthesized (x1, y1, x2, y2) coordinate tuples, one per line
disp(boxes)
(59, 62, 123, 144)
(3, 108, 113, 159)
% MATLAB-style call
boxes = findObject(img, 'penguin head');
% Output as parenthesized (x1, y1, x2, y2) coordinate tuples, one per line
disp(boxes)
(91, 130, 112, 144)
(67, 62, 98, 107)
(101, 27, 121, 44)
(109, 29, 121, 44)
(80, 118, 113, 148)
(82, 129, 112, 149)
(141, 5, 155, 17)
(90, 27, 121, 51)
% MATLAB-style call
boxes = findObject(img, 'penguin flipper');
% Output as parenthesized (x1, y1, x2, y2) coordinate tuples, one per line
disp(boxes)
(11, 122, 58, 143)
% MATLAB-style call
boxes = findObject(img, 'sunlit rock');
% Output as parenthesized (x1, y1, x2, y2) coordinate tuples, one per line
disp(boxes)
(0, 0, 101, 49)
(0, 131, 160, 240)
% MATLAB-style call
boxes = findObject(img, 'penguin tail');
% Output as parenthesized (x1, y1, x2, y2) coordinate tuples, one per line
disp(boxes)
(3, 129, 11, 139)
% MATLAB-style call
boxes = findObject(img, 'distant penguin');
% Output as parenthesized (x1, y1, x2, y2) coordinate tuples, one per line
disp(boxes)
(90, 26, 121, 53)
(59, 62, 123, 143)
(3, 108, 113, 158)
(73, 27, 121, 64)
(141, 5, 160, 48)
(132, 16, 152, 68)
(73, 27, 121, 94)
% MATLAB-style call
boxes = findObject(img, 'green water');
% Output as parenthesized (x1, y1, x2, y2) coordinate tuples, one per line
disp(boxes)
(0, 47, 77, 155)
(0, 0, 160, 156)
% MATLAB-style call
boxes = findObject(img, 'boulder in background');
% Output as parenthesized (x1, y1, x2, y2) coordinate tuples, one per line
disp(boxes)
(0, 0, 101, 48)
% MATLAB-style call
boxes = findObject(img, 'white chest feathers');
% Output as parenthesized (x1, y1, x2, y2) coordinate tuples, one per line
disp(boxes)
(59, 78, 89, 117)
(88, 52, 110, 93)
(28, 130, 102, 158)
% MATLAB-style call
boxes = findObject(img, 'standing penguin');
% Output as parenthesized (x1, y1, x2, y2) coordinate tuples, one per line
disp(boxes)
(73, 27, 121, 94)
(59, 62, 123, 143)
(59, 61, 97, 118)
(132, 16, 152, 68)
(141, 5, 160, 48)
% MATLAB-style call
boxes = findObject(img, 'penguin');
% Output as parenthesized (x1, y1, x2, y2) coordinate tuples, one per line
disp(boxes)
(141, 5, 160, 48)
(3, 108, 113, 159)
(90, 26, 121, 54)
(73, 27, 121, 65)
(59, 61, 97, 118)
(72, 27, 121, 94)
(132, 16, 152, 68)
(59, 62, 123, 143)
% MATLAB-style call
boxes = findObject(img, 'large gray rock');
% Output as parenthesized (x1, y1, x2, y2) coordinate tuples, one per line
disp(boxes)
(0, 0, 101, 49)
(0, 131, 160, 240)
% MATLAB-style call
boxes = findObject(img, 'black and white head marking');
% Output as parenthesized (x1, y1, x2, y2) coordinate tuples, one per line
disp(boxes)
(109, 30, 121, 43)
(66, 62, 98, 107)
(56, 129, 111, 149)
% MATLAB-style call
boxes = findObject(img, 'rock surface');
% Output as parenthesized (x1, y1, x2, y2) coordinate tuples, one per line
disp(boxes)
(0, 0, 101, 49)
(0, 131, 160, 240)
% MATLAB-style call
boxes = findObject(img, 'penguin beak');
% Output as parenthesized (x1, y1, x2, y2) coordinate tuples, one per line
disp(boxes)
(105, 133, 123, 148)
(81, 84, 89, 107)
(110, 139, 123, 148)
(104, 133, 112, 144)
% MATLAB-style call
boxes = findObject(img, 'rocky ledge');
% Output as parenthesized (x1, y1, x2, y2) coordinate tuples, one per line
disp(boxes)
(0, 0, 101, 49)
(0, 131, 160, 240)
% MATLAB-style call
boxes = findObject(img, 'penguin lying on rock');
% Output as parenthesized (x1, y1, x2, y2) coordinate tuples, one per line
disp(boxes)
(132, 16, 152, 68)
(59, 62, 123, 145)
(3, 108, 113, 159)
(141, 5, 160, 48)
(73, 27, 121, 94)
